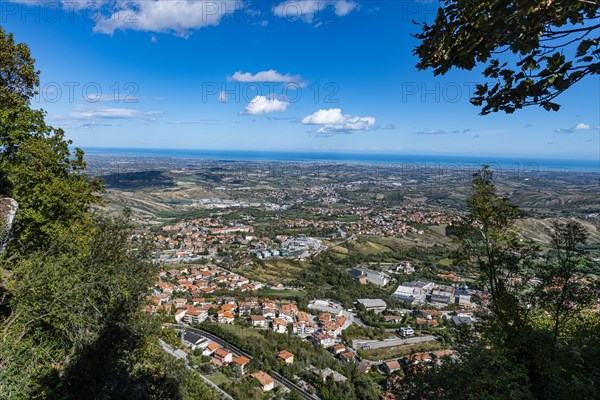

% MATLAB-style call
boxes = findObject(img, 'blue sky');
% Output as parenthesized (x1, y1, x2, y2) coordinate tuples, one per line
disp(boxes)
(3, 0, 599, 160)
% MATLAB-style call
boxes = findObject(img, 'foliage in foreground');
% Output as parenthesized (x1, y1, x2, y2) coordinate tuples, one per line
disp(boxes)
(414, 1, 599, 114)
(0, 27, 217, 399)
(397, 167, 600, 399)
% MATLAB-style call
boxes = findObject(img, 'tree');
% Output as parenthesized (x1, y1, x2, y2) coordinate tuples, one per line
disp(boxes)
(0, 28, 218, 399)
(400, 167, 600, 400)
(535, 220, 597, 343)
(448, 166, 536, 335)
(414, 1, 600, 114)
(0, 26, 103, 251)
(0, 28, 39, 109)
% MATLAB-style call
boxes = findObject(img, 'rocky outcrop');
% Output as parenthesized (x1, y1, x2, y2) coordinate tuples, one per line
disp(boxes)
(0, 197, 18, 256)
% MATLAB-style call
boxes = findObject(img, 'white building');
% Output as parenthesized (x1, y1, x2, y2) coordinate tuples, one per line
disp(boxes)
(399, 327, 415, 337)
(392, 280, 435, 305)
(357, 298, 387, 314)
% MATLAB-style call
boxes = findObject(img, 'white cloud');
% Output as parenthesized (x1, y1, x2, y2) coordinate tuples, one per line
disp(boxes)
(334, 0, 357, 16)
(47, 104, 162, 129)
(11, 0, 356, 34)
(94, 93, 139, 103)
(242, 96, 289, 115)
(93, 0, 241, 36)
(273, 0, 357, 23)
(415, 129, 446, 135)
(555, 122, 597, 134)
(70, 105, 161, 120)
(414, 128, 467, 135)
(301, 108, 375, 134)
(228, 70, 302, 83)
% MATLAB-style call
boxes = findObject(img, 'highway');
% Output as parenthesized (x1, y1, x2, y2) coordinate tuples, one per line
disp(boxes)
(181, 325, 319, 400)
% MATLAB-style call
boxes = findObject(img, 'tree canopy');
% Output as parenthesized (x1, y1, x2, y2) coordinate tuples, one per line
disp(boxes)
(0, 27, 217, 399)
(414, 0, 600, 114)
(398, 167, 600, 400)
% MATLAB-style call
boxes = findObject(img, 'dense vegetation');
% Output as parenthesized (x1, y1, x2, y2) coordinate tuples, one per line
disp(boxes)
(0, 28, 217, 399)
(396, 167, 600, 399)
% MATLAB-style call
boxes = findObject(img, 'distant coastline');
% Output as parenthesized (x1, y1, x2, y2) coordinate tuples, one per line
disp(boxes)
(81, 147, 600, 173)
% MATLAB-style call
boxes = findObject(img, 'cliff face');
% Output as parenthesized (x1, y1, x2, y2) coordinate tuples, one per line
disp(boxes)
(0, 197, 18, 256)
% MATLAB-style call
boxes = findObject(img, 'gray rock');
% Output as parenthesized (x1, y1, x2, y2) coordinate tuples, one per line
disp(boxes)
(0, 197, 18, 256)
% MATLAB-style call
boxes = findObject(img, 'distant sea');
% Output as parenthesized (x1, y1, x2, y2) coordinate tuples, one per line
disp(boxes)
(82, 147, 600, 173)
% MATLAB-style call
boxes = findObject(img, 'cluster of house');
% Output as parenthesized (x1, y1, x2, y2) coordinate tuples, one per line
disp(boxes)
(145, 265, 264, 315)
(155, 218, 255, 261)
(191, 198, 284, 211)
(169, 296, 354, 350)
(250, 303, 318, 336)
(392, 279, 474, 307)
(180, 330, 293, 392)
(284, 203, 458, 238)
(341, 208, 458, 237)
(249, 300, 354, 347)
(154, 215, 328, 262)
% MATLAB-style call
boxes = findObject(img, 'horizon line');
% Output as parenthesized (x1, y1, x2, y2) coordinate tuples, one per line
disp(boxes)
(77, 146, 600, 163)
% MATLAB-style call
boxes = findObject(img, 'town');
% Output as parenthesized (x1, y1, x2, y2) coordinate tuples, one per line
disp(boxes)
(91, 155, 600, 400)
(147, 263, 482, 399)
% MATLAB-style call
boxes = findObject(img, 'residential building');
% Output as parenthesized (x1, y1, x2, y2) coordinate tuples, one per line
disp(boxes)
(358, 361, 371, 374)
(251, 315, 267, 328)
(203, 342, 220, 356)
(182, 308, 208, 324)
(277, 350, 294, 364)
(251, 371, 275, 392)
(310, 332, 336, 348)
(233, 356, 251, 374)
(415, 318, 439, 330)
(217, 310, 235, 324)
(214, 348, 233, 364)
(293, 321, 316, 335)
(382, 360, 401, 374)
(272, 318, 288, 334)
(331, 343, 346, 355)
(407, 352, 432, 365)
(338, 350, 356, 364)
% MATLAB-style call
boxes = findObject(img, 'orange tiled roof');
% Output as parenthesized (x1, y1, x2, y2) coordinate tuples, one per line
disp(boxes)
(277, 350, 294, 360)
(233, 356, 251, 366)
